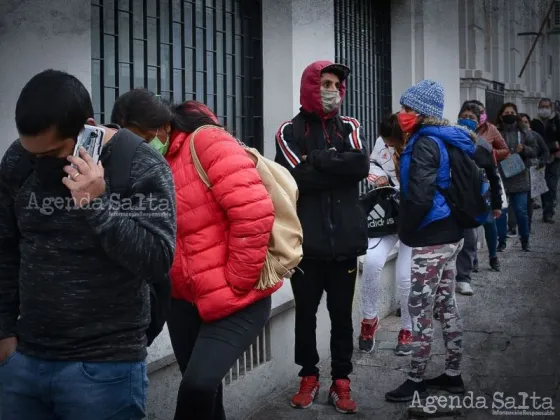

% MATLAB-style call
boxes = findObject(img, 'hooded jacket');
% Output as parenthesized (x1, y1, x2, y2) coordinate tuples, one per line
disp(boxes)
(399, 120, 477, 247)
(274, 61, 370, 260)
(166, 122, 279, 322)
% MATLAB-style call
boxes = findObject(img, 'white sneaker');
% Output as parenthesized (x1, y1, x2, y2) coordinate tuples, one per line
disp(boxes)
(456, 282, 473, 296)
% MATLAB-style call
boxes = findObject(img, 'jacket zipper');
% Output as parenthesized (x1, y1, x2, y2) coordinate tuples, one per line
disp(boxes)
(322, 119, 336, 256)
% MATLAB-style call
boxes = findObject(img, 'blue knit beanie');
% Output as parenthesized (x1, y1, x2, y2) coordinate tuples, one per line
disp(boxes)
(399, 79, 444, 119)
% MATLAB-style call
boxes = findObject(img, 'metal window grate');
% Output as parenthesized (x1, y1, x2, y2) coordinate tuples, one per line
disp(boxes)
(91, 0, 264, 150)
(334, 0, 392, 195)
(223, 322, 271, 386)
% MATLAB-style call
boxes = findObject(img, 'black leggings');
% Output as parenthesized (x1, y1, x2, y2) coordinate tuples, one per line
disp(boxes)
(167, 296, 271, 420)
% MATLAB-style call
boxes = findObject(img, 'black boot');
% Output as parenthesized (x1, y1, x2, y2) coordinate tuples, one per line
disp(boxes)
(489, 256, 500, 271)
(386, 379, 428, 402)
(521, 239, 531, 252)
(425, 373, 465, 394)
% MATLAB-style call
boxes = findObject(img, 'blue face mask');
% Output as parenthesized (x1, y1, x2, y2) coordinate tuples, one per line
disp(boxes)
(457, 118, 478, 132)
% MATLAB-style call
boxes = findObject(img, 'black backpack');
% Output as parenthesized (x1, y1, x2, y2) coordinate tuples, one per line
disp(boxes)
(9, 128, 171, 347)
(436, 141, 492, 229)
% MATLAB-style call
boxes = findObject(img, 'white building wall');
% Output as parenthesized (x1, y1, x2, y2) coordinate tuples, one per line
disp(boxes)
(458, 0, 560, 116)
(391, 0, 462, 120)
(0, 0, 92, 156)
(261, 0, 335, 159)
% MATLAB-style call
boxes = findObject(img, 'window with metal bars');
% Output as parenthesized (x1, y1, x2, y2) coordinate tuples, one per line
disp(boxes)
(91, 0, 264, 150)
(334, 0, 392, 195)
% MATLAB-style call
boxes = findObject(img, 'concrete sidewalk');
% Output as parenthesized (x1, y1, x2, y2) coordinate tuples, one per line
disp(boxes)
(247, 217, 560, 419)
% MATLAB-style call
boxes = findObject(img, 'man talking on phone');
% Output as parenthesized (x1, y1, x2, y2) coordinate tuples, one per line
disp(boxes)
(0, 70, 176, 420)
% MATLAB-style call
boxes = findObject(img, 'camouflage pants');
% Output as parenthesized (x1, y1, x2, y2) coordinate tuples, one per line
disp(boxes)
(408, 240, 464, 381)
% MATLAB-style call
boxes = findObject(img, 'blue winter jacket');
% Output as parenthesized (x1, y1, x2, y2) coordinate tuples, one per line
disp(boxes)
(399, 125, 476, 245)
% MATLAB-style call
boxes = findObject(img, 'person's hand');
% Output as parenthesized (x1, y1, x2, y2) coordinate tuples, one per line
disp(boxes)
(553, 141, 559, 151)
(516, 144, 524, 153)
(0, 337, 17, 363)
(301, 155, 307, 162)
(493, 209, 502, 219)
(367, 174, 378, 184)
(375, 176, 389, 187)
(62, 147, 106, 208)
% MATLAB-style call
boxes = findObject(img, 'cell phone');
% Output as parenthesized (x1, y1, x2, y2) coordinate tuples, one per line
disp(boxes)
(73, 124, 105, 162)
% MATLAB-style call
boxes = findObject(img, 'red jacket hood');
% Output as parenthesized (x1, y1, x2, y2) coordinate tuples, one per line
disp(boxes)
(300, 61, 346, 120)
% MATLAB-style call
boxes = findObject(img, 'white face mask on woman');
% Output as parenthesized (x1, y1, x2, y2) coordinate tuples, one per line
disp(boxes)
(321, 89, 341, 113)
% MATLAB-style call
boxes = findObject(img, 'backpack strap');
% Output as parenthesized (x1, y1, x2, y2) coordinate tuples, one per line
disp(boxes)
(108, 129, 144, 196)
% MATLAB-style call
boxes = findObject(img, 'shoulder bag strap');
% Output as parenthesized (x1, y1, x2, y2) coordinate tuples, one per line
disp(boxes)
(189, 125, 226, 189)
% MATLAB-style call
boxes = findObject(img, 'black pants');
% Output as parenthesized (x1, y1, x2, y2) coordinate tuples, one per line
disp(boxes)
(167, 296, 271, 420)
(455, 228, 478, 284)
(291, 258, 357, 380)
(542, 159, 560, 219)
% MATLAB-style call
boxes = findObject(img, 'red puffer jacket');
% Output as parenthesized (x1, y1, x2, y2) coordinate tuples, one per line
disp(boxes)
(166, 125, 279, 322)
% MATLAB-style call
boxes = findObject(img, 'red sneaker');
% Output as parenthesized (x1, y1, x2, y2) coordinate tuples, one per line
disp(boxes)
(291, 376, 320, 409)
(328, 379, 357, 414)
(395, 329, 413, 356)
(358, 317, 379, 353)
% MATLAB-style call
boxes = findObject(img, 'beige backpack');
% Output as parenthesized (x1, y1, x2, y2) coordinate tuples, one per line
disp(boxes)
(189, 125, 303, 290)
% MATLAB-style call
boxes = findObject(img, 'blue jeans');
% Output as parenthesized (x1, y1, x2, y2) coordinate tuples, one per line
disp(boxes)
(483, 213, 498, 258)
(0, 352, 148, 420)
(497, 192, 530, 243)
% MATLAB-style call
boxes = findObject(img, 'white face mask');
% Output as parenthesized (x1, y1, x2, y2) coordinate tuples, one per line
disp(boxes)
(321, 89, 341, 113)
(538, 107, 552, 119)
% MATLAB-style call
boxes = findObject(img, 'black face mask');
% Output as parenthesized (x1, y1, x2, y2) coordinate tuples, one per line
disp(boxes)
(34, 155, 69, 188)
(502, 114, 517, 125)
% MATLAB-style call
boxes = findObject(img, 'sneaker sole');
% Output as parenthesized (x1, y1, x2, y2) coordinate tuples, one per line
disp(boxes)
(328, 396, 357, 414)
(457, 290, 473, 296)
(385, 390, 428, 402)
(291, 392, 319, 409)
(395, 349, 412, 356)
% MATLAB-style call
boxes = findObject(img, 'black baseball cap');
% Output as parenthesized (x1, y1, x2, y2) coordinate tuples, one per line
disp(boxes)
(321, 63, 351, 83)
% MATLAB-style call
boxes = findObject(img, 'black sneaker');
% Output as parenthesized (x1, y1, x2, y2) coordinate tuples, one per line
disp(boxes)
(489, 256, 500, 271)
(497, 242, 506, 252)
(543, 216, 555, 224)
(425, 374, 465, 394)
(385, 379, 428, 402)
(521, 240, 531, 252)
(507, 228, 517, 238)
